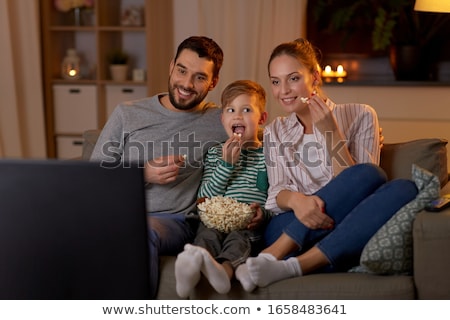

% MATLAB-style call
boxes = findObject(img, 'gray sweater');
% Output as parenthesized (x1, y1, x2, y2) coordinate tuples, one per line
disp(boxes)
(90, 93, 228, 215)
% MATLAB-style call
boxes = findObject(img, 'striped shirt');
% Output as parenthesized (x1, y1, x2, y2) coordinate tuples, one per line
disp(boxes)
(198, 144, 269, 215)
(264, 99, 380, 214)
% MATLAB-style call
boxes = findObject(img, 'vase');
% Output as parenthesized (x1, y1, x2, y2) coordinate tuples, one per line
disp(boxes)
(110, 65, 128, 81)
(73, 7, 81, 26)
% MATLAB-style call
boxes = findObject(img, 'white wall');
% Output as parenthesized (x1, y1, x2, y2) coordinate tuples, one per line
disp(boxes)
(323, 85, 450, 169)
(172, 0, 308, 120)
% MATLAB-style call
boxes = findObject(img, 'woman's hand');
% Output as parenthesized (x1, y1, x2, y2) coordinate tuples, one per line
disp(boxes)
(308, 94, 339, 134)
(379, 127, 384, 149)
(144, 154, 185, 185)
(278, 190, 334, 230)
(308, 94, 355, 173)
(293, 194, 334, 229)
(247, 203, 264, 230)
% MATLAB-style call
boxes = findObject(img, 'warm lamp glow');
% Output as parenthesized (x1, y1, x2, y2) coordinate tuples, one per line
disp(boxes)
(414, 0, 450, 13)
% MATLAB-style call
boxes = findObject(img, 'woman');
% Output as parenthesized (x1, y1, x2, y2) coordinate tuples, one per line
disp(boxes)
(235, 39, 418, 291)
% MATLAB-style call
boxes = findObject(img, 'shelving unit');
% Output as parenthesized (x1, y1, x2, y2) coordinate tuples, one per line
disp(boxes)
(40, 0, 173, 158)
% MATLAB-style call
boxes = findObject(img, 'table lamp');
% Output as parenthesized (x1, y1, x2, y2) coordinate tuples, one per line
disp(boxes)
(414, 0, 450, 13)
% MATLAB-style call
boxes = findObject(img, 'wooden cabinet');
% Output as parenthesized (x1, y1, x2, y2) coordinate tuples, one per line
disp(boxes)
(53, 84, 98, 134)
(40, 0, 173, 158)
(105, 84, 148, 117)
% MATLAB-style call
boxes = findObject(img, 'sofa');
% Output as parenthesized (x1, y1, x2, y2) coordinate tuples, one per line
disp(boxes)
(82, 130, 450, 299)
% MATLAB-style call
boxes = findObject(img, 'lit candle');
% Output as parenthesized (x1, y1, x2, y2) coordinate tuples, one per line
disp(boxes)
(61, 48, 81, 80)
(322, 65, 334, 78)
(335, 65, 347, 77)
(68, 69, 78, 77)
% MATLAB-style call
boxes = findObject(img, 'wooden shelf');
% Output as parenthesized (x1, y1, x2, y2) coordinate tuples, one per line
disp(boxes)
(40, 0, 173, 158)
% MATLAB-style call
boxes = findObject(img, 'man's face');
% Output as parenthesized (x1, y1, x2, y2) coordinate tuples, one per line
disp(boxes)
(168, 49, 216, 111)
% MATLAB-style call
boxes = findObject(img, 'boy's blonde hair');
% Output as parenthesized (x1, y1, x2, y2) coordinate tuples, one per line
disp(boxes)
(221, 80, 266, 113)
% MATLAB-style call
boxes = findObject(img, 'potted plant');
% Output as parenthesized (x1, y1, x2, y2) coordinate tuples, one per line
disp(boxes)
(107, 49, 129, 81)
(312, 0, 450, 80)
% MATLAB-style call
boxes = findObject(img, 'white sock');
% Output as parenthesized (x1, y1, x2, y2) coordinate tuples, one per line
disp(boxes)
(247, 253, 302, 287)
(189, 245, 231, 294)
(174, 248, 202, 298)
(235, 263, 257, 292)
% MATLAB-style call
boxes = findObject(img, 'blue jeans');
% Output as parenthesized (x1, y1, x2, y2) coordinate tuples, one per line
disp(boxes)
(264, 163, 418, 272)
(146, 213, 197, 298)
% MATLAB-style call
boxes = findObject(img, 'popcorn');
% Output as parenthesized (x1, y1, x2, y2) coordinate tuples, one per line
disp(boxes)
(197, 196, 255, 233)
(300, 97, 309, 103)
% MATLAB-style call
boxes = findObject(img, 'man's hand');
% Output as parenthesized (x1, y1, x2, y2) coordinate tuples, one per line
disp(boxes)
(144, 154, 185, 185)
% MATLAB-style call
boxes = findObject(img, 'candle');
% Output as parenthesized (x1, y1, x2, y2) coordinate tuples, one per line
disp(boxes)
(336, 65, 347, 77)
(322, 65, 334, 78)
(61, 48, 81, 80)
(68, 69, 78, 77)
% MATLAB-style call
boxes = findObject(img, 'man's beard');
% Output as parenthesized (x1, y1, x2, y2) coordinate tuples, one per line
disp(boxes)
(168, 82, 208, 111)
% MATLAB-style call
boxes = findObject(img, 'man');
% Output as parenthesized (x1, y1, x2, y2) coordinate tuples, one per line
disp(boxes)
(90, 36, 228, 298)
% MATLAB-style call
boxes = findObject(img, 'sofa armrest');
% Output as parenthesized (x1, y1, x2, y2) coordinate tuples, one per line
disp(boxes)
(441, 179, 450, 195)
(413, 199, 450, 299)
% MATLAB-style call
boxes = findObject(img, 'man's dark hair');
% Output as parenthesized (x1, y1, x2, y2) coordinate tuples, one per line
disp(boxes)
(174, 36, 224, 79)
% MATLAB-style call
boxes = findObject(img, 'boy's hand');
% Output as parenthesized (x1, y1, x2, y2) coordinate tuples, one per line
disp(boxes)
(246, 203, 264, 230)
(222, 133, 242, 165)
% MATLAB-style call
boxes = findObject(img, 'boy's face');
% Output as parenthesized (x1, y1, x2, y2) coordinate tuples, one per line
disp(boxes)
(168, 49, 217, 111)
(221, 93, 267, 144)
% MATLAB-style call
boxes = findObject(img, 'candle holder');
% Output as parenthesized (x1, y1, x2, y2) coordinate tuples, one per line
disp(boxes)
(61, 48, 81, 80)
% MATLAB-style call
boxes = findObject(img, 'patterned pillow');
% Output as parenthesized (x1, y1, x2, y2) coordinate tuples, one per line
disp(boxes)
(352, 164, 440, 275)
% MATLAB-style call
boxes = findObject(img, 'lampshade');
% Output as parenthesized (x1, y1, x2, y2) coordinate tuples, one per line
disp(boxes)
(414, 0, 450, 13)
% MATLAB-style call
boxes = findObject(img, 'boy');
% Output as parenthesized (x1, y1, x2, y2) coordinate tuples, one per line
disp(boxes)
(174, 79, 269, 297)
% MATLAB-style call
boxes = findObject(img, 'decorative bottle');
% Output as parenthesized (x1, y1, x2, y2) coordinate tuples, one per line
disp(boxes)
(61, 48, 81, 80)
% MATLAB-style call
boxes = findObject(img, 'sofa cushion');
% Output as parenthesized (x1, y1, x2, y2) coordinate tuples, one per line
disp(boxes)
(353, 165, 440, 275)
(380, 138, 448, 187)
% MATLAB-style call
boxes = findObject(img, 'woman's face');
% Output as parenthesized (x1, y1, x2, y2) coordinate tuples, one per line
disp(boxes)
(269, 54, 316, 114)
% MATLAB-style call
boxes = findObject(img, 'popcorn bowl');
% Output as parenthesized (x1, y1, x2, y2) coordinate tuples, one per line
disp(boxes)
(197, 196, 255, 233)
